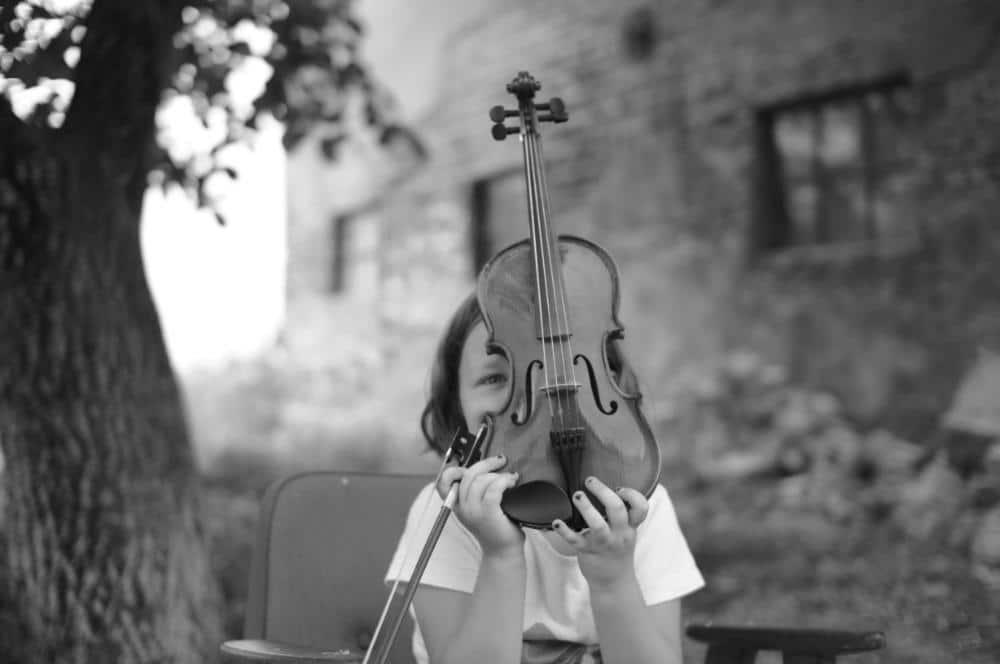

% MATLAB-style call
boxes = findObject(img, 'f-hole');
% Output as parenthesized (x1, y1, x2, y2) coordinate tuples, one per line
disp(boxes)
(511, 359, 543, 425)
(574, 354, 618, 415)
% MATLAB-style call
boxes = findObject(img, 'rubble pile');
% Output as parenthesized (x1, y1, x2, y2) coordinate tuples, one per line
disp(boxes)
(670, 349, 1000, 589)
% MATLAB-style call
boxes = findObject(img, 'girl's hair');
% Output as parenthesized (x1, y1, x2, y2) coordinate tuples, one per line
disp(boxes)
(419, 292, 642, 456)
(420, 292, 483, 456)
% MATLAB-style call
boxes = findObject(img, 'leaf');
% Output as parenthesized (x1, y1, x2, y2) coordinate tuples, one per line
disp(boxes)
(3, 0, 415, 219)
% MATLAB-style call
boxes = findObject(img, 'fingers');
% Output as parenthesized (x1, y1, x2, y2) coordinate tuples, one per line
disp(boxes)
(482, 471, 519, 509)
(552, 518, 586, 547)
(460, 454, 508, 505)
(616, 487, 649, 528)
(583, 477, 629, 530)
(553, 480, 649, 548)
(572, 488, 610, 535)
(436, 466, 465, 500)
(437, 454, 513, 507)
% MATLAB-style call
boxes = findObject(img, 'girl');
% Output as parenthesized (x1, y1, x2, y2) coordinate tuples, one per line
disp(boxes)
(385, 293, 703, 664)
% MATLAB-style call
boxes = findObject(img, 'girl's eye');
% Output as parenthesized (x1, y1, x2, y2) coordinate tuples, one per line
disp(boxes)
(477, 373, 507, 387)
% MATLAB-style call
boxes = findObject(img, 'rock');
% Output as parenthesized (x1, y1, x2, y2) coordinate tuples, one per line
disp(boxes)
(863, 429, 922, 477)
(948, 511, 981, 550)
(971, 506, 1000, 567)
(971, 507, 1000, 592)
(758, 363, 788, 387)
(809, 391, 842, 421)
(895, 452, 965, 540)
(695, 438, 782, 481)
(775, 390, 816, 436)
(812, 424, 863, 470)
(967, 476, 1000, 510)
(777, 474, 809, 506)
(761, 508, 841, 552)
(722, 348, 762, 381)
(983, 441, 1000, 477)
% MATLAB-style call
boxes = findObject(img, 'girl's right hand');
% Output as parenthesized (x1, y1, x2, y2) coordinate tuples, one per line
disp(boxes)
(438, 454, 524, 557)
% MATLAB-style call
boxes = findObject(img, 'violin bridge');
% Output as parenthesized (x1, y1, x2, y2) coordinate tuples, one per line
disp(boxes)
(537, 332, 573, 343)
(540, 381, 580, 395)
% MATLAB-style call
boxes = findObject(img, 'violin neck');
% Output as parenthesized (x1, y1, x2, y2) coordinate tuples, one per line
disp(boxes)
(521, 130, 572, 340)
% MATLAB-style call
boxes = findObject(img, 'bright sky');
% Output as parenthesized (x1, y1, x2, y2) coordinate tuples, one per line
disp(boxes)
(140, 116, 287, 374)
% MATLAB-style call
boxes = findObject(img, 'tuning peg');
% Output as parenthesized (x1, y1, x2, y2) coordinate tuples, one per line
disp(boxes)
(491, 124, 519, 141)
(489, 105, 518, 123)
(536, 97, 568, 123)
(538, 112, 568, 123)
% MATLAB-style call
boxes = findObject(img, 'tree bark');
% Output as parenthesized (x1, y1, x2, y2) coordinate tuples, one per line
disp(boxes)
(0, 1, 221, 662)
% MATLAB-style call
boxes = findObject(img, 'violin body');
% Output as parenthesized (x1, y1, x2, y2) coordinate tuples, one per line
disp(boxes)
(478, 234, 660, 529)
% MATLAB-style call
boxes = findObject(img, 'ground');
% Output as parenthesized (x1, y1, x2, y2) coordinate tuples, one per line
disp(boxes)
(677, 477, 1000, 664)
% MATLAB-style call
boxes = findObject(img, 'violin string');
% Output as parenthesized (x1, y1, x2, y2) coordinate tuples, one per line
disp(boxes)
(532, 123, 581, 436)
(521, 126, 557, 428)
(527, 127, 575, 437)
(529, 129, 565, 435)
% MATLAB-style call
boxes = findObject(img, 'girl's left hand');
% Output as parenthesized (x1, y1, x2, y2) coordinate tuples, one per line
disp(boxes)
(552, 477, 649, 591)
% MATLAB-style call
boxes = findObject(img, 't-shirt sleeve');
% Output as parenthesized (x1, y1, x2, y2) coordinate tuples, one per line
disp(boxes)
(632, 484, 705, 605)
(383, 482, 483, 594)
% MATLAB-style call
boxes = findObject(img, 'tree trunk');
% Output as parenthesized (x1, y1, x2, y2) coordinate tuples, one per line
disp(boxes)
(0, 1, 221, 662)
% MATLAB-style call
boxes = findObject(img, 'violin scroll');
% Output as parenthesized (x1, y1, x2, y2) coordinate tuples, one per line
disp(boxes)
(490, 71, 569, 140)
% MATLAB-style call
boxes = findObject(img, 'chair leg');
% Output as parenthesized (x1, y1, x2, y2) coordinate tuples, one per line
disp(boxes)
(704, 645, 756, 664)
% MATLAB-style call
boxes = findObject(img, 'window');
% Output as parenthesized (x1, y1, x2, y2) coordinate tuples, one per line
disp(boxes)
(469, 171, 528, 274)
(330, 213, 378, 295)
(753, 74, 918, 255)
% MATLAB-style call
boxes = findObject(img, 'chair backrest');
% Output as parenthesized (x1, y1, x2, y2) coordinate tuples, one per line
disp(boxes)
(243, 471, 433, 664)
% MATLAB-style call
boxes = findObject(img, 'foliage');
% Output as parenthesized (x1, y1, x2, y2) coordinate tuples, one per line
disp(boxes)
(0, 0, 401, 219)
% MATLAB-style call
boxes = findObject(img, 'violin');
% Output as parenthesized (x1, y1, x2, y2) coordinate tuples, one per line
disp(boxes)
(479, 71, 661, 530)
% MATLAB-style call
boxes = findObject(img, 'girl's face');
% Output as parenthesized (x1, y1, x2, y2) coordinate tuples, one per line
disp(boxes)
(457, 322, 510, 433)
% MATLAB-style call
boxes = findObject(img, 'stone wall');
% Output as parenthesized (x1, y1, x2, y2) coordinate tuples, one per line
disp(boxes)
(372, 0, 1000, 461)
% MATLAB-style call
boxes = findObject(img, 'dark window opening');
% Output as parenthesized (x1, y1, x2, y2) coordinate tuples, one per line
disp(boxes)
(330, 213, 377, 294)
(331, 215, 349, 293)
(468, 171, 527, 274)
(752, 73, 918, 256)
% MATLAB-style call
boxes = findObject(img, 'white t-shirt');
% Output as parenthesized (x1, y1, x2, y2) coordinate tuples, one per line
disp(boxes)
(384, 482, 704, 664)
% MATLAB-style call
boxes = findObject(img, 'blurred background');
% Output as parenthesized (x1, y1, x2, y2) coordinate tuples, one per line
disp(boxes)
(2, 0, 999, 662)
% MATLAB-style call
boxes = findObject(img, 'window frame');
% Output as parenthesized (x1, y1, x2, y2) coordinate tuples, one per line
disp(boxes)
(751, 72, 915, 262)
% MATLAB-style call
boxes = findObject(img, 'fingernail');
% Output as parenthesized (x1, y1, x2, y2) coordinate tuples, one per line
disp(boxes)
(574, 491, 585, 501)
(585, 476, 596, 485)
(552, 520, 562, 529)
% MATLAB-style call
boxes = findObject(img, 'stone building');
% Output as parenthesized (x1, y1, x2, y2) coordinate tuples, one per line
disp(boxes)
(285, 0, 1000, 467)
